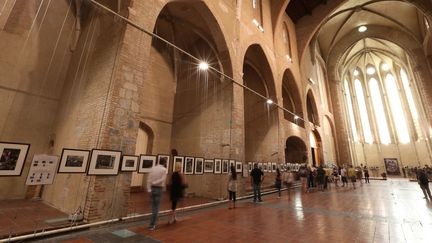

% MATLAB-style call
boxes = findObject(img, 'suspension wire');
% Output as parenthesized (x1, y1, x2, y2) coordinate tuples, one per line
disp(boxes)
(87, 0, 306, 123)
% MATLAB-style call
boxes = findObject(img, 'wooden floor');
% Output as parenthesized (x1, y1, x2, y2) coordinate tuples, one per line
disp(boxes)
(29, 178, 432, 243)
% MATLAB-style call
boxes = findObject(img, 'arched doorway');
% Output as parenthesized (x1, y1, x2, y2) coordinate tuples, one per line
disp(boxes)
(285, 136, 307, 163)
(309, 130, 322, 167)
(131, 122, 154, 189)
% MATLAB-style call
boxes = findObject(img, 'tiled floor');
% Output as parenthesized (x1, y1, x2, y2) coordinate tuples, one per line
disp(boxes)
(27, 179, 432, 243)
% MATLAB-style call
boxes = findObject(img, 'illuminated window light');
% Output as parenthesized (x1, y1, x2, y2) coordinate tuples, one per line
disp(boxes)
(258, 25, 264, 32)
(381, 63, 390, 71)
(366, 67, 376, 75)
(294, 115, 299, 120)
(266, 99, 273, 104)
(353, 69, 359, 76)
(358, 25, 367, 32)
(198, 62, 209, 70)
(252, 19, 259, 26)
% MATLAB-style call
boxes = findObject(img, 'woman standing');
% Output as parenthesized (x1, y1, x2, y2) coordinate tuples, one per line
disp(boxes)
(228, 165, 238, 209)
(169, 164, 187, 224)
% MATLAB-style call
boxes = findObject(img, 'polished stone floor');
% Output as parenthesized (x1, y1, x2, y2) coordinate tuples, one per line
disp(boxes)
(30, 179, 432, 243)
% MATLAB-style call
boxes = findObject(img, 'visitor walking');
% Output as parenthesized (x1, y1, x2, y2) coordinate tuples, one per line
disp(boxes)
(275, 168, 282, 198)
(168, 164, 187, 224)
(147, 157, 168, 230)
(417, 169, 432, 200)
(228, 165, 238, 208)
(250, 163, 264, 202)
(316, 165, 325, 191)
(341, 166, 348, 187)
(363, 166, 370, 183)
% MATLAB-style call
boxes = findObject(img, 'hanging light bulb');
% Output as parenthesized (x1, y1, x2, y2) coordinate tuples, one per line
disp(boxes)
(353, 69, 359, 76)
(358, 25, 367, 32)
(366, 67, 376, 75)
(266, 99, 273, 104)
(198, 62, 209, 70)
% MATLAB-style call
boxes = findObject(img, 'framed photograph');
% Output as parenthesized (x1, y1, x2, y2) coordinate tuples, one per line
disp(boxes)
(263, 163, 268, 172)
(272, 162, 277, 172)
(0, 142, 30, 176)
(184, 157, 194, 175)
(248, 162, 253, 172)
(229, 159, 235, 170)
(138, 155, 156, 173)
(242, 164, 249, 178)
(235, 161, 242, 173)
(87, 149, 122, 175)
(120, 155, 138, 172)
(157, 154, 170, 172)
(204, 159, 214, 173)
(172, 156, 184, 173)
(214, 159, 222, 174)
(58, 148, 90, 173)
(222, 159, 229, 174)
(258, 162, 263, 170)
(195, 157, 204, 174)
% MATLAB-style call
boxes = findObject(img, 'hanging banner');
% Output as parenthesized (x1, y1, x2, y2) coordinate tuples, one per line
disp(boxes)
(384, 158, 400, 176)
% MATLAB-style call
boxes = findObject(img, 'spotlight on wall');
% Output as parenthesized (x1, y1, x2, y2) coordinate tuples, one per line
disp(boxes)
(353, 69, 359, 76)
(294, 115, 299, 120)
(258, 25, 264, 32)
(308, 78, 315, 84)
(366, 67, 376, 75)
(286, 55, 292, 62)
(252, 19, 259, 26)
(266, 99, 273, 105)
(358, 25, 367, 32)
(198, 62, 209, 71)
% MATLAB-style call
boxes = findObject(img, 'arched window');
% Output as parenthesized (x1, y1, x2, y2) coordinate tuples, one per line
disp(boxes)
(400, 69, 422, 139)
(252, 0, 263, 25)
(344, 80, 359, 142)
(369, 78, 391, 144)
(385, 73, 410, 143)
(354, 79, 373, 143)
(317, 64, 328, 109)
(283, 24, 292, 61)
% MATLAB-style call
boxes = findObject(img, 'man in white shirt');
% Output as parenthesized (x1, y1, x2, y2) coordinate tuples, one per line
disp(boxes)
(147, 157, 167, 230)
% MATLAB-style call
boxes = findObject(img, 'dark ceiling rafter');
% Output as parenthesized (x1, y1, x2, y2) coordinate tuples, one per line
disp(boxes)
(286, 0, 328, 23)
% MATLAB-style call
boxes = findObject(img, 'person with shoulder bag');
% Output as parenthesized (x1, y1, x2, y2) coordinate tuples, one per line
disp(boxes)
(275, 168, 282, 198)
(168, 164, 187, 224)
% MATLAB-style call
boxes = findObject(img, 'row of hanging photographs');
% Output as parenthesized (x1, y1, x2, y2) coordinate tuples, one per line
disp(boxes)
(0, 141, 289, 177)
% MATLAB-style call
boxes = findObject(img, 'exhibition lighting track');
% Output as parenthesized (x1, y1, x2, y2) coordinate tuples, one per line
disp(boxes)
(87, 0, 306, 123)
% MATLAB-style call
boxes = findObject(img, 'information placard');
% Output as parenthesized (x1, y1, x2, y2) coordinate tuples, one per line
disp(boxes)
(26, 154, 58, 185)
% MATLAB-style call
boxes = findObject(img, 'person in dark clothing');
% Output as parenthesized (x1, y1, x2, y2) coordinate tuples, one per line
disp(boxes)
(275, 168, 282, 198)
(316, 165, 325, 191)
(417, 169, 431, 200)
(228, 165, 238, 209)
(169, 164, 187, 224)
(363, 166, 370, 183)
(250, 163, 264, 202)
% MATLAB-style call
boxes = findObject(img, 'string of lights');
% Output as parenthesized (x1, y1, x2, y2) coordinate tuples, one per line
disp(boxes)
(88, 0, 305, 123)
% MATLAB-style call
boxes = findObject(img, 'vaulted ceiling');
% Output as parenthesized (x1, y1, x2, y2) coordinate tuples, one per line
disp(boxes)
(286, 0, 328, 23)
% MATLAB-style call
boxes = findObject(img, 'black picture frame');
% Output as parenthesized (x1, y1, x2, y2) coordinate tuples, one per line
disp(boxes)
(222, 159, 229, 174)
(0, 142, 30, 176)
(194, 157, 204, 174)
(138, 155, 156, 173)
(184, 156, 195, 175)
(57, 148, 91, 173)
(120, 155, 139, 172)
(87, 149, 122, 175)
(204, 159, 214, 173)
(214, 158, 222, 174)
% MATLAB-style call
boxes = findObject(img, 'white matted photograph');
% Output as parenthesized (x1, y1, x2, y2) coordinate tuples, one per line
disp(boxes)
(214, 159, 222, 174)
(172, 156, 184, 173)
(204, 159, 214, 173)
(88, 149, 122, 175)
(235, 161, 242, 173)
(58, 148, 90, 173)
(222, 159, 229, 174)
(0, 142, 30, 176)
(195, 157, 204, 174)
(184, 157, 194, 175)
(138, 155, 156, 173)
(121, 155, 138, 172)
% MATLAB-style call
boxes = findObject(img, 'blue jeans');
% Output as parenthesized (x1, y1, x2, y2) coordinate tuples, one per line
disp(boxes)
(253, 183, 262, 201)
(150, 187, 163, 227)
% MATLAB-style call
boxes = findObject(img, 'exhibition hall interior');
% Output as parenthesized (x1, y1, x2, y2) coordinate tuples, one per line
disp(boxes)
(1, 0, 432, 242)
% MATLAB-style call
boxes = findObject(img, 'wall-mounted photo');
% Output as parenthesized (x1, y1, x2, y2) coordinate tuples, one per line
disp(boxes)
(195, 157, 204, 174)
(58, 148, 90, 173)
(0, 142, 30, 176)
(204, 159, 214, 173)
(184, 157, 194, 175)
(88, 149, 121, 175)
(222, 159, 229, 174)
(120, 155, 138, 172)
(271, 162, 277, 172)
(235, 161, 242, 173)
(248, 162, 253, 172)
(214, 159, 222, 174)
(138, 155, 156, 173)
(157, 154, 170, 173)
(173, 156, 184, 173)
(229, 159, 235, 170)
